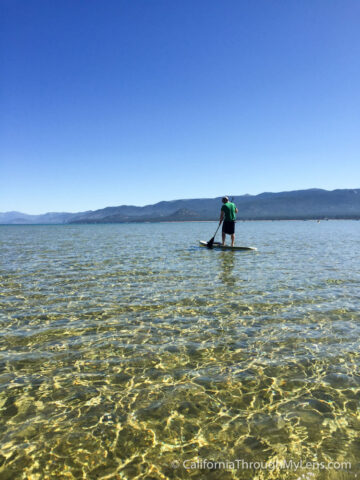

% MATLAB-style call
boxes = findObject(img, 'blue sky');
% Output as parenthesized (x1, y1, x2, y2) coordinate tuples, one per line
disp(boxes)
(1, 0, 360, 214)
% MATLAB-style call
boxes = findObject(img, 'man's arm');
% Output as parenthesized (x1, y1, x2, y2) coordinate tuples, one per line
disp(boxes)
(219, 211, 224, 224)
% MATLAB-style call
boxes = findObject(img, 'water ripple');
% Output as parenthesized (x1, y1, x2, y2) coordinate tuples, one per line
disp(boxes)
(0, 222, 359, 479)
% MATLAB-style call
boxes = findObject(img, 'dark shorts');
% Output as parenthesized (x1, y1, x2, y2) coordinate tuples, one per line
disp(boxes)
(222, 221, 235, 235)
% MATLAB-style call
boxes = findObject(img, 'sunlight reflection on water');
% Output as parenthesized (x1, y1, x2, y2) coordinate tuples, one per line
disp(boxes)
(0, 221, 359, 479)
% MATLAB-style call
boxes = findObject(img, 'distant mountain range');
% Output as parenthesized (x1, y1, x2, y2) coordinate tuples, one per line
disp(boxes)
(1, 189, 360, 224)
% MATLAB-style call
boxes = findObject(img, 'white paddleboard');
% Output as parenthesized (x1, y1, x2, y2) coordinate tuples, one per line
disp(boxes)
(199, 241, 257, 251)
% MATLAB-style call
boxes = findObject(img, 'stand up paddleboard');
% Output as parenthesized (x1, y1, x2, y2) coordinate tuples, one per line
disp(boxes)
(199, 241, 257, 251)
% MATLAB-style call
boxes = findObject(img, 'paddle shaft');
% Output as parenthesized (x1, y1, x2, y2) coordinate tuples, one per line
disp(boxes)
(213, 222, 221, 239)
(207, 222, 222, 247)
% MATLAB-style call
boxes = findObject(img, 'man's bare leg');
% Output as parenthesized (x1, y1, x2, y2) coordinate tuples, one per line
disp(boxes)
(231, 234, 235, 247)
(222, 232, 226, 246)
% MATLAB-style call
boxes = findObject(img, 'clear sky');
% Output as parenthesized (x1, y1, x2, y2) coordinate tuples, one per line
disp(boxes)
(1, 0, 360, 214)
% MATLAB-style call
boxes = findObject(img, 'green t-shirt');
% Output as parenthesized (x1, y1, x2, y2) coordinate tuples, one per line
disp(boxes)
(221, 202, 237, 221)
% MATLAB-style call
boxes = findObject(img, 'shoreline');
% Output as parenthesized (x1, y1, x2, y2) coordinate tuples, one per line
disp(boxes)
(1, 218, 360, 226)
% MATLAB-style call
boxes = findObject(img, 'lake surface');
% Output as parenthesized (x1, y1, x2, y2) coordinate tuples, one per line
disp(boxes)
(0, 221, 359, 479)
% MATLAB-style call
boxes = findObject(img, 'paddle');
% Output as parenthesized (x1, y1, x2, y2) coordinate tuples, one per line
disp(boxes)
(206, 222, 221, 248)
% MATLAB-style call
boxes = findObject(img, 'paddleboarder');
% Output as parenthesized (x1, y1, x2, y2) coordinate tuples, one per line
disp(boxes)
(219, 197, 238, 247)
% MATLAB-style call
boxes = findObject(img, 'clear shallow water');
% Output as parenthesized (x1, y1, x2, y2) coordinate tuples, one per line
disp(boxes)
(0, 221, 359, 480)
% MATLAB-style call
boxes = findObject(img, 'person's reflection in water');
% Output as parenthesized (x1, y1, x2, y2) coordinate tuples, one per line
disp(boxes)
(218, 251, 237, 286)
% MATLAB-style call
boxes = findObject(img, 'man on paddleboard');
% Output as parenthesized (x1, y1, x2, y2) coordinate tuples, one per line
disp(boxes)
(219, 197, 238, 247)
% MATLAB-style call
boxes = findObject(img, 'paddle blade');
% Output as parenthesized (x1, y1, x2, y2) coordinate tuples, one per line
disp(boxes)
(207, 237, 215, 248)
